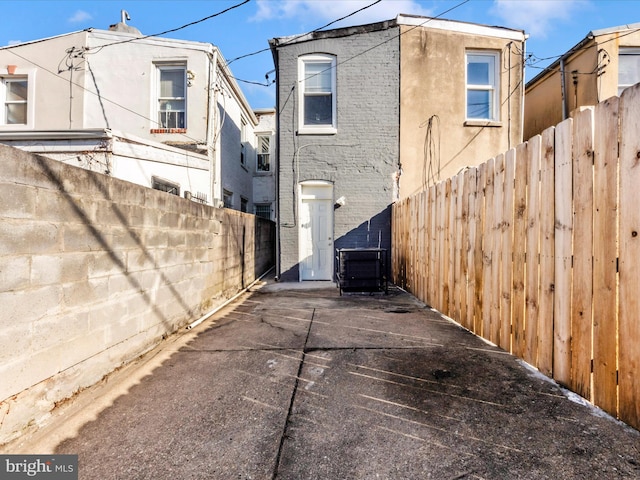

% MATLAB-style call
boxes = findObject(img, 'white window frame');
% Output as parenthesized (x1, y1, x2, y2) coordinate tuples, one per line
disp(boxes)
(465, 51, 500, 122)
(618, 47, 640, 96)
(298, 54, 337, 134)
(0, 68, 36, 129)
(155, 63, 187, 130)
(256, 134, 271, 172)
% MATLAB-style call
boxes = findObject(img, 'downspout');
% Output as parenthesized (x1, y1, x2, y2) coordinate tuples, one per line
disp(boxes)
(208, 49, 219, 206)
(521, 34, 528, 142)
(272, 46, 282, 280)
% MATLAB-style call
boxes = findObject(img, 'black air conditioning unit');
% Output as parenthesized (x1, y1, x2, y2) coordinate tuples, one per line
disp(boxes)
(336, 248, 388, 295)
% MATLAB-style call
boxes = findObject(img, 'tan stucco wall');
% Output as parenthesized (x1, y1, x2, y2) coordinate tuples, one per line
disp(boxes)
(524, 29, 640, 140)
(399, 25, 524, 197)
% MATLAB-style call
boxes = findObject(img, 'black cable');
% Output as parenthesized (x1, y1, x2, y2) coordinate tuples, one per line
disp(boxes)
(226, 0, 382, 65)
(86, 0, 250, 53)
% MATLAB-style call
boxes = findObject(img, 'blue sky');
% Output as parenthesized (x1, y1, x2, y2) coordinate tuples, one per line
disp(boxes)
(1, 0, 639, 109)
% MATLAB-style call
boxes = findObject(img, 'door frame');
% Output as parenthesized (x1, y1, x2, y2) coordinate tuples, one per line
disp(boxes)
(298, 180, 334, 281)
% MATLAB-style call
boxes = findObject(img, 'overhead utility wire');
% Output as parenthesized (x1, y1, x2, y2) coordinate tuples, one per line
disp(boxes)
(525, 25, 640, 71)
(4, 0, 252, 146)
(297, 0, 471, 87)
(6, 47, 209, 147)
(86, 0, 250, 53)
(226, 0, 382, 65)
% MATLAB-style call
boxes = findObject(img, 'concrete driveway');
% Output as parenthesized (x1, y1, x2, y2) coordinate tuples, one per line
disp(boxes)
(5, 280, 640, 479)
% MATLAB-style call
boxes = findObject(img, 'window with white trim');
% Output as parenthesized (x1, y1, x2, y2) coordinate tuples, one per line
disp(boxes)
(466, 52, 500, 121)
(618, 48, 640, 96)
(157, 64, 186, 129)
(256, 134, 271, 172)
(298, 54, 336, 133)
(1, 76, 28, 125)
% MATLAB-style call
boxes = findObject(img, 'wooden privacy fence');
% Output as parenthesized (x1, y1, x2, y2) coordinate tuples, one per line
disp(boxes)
(392, 85, 640, 431)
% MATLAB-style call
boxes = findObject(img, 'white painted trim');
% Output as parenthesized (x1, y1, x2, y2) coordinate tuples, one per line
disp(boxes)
(297, 54, 337, 133)
(397, 14, 525, 41)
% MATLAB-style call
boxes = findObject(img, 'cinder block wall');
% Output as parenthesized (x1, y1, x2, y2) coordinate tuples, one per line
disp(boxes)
(0, 144, 274, 444)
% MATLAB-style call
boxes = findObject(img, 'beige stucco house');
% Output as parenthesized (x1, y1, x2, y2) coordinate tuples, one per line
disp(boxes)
(0, 20, 262, 211)
(524, 22, 640, 140)
(399, 15, 526, 197)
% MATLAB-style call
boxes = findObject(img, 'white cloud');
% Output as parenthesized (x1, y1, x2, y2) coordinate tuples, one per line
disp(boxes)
(68, 10, 92, 23)
(251, 0, 433, 26)
(491, 0, 588, 38)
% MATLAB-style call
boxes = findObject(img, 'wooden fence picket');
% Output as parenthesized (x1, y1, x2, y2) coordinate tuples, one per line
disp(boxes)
(538, 128, 555, 376)
(468, 167, 480, 333)
(492, 154, 505, 346)
(592, 96, 619, 417)
(448, 177, 458, 318)
(618, 86, 640, 431)
(482, 159, 495, 339)
(512, 143, 528, 359)
(473, 163, 487, 335)
(554, 118, 573, 387)
(501, 149, 516, 351)
(571, 107, 595, 401)
(525, 135, 542, 367)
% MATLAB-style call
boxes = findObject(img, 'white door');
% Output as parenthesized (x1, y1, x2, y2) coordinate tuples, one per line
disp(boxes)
(299, 183, 334, 280)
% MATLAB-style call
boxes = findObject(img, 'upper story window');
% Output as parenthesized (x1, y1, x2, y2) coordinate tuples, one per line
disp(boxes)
(257, 134, 271, 172)
(298, 54, 337, 134)
(466, 52, 500, 121)
(157, 64, 186, 130)
(618, 48, 640, 96)
(2, 77, 27, 125)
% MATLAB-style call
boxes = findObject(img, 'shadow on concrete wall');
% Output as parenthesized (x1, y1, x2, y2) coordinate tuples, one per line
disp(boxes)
(36, 155, 192, 332)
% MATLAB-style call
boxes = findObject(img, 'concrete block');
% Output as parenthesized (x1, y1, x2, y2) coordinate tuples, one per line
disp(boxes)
(30, 312, 90, 356)
(88, 298, 130, 332)
(0, 220, 61, 256)
(0, 324, 32, 366)
(0, 255, 30, 292)
(0, 182, 37, 219)
(62, 277, 109, 309)
(1, 285, 62, 325)
(88, 250, 126, 279)
(62, 223, 110, 252)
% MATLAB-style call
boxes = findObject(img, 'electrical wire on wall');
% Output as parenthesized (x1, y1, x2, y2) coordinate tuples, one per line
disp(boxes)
(594, 48, 611, 102)
(420, 115, 440, 189)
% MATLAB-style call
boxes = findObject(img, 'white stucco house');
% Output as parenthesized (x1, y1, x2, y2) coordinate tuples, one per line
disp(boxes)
(0, 19, 264, 211)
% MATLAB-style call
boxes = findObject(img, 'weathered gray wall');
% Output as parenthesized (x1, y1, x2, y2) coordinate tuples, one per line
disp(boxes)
(275, 25, 400, 281)
(0, 144, 274, 444)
